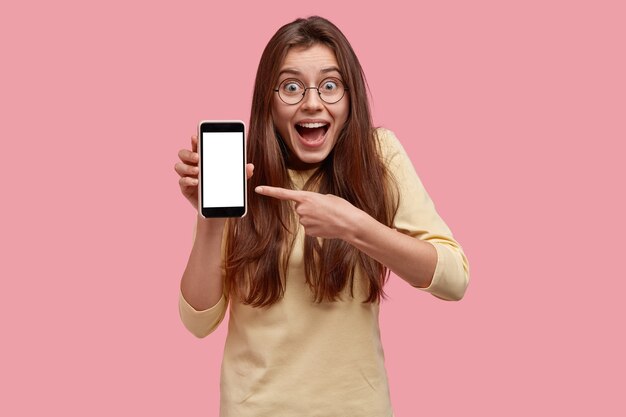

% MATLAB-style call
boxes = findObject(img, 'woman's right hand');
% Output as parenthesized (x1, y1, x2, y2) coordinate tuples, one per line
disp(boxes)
(175, 134, 254, 210)
(175, 135, 201, 209)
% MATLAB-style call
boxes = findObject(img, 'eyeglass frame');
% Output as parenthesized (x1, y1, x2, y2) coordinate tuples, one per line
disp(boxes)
(273, 77, 349, 105)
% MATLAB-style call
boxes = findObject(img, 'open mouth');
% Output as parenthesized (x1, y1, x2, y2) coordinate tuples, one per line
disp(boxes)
(295, 122, 329, 145)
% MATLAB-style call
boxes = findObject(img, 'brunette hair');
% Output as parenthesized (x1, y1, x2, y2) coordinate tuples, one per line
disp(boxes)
(225, 16, 398, 306)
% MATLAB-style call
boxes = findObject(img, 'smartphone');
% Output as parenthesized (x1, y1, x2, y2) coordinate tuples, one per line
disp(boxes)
(198, 120, 247, 218)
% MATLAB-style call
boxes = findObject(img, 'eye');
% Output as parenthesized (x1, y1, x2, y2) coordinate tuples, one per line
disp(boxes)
(281, 80, 303, 94)
(320, 79, 339, 91)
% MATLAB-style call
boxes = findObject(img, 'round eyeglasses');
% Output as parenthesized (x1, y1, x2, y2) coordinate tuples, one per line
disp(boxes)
(273, 77, 348, 105)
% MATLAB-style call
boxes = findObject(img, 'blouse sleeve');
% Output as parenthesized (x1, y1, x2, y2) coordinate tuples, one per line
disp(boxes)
(377, 128, 470, 301)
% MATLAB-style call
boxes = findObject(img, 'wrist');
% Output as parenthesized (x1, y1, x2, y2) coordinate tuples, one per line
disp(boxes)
(195, 215, 226, 238)
(342, 207, 372, 245)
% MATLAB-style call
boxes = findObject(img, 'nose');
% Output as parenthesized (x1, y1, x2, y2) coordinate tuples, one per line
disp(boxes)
(301, 87, 324, 111)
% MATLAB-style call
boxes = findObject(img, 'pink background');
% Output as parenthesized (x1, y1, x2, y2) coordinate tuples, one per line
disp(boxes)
(2, 0, 624, 415)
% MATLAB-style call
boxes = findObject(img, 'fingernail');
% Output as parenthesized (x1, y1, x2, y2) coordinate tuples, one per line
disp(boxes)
(255, 186, 263, 193)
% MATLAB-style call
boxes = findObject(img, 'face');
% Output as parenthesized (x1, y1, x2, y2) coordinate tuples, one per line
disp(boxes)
(272, 44, 349, 170)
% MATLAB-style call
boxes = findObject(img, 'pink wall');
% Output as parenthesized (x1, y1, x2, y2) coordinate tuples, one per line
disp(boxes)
(2, 0, 624, 415)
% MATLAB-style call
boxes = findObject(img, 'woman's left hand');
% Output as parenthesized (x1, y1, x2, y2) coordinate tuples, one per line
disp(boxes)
(255, 186, 363, 240)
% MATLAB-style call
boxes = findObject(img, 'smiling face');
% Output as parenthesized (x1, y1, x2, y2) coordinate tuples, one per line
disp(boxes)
(272, 44, 350, 170)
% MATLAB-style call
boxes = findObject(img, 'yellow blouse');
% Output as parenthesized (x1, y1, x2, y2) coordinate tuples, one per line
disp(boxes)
(179, 128, 470, 417)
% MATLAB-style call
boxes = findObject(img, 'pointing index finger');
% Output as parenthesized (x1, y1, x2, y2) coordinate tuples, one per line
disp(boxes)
(255, 186, 305, 202)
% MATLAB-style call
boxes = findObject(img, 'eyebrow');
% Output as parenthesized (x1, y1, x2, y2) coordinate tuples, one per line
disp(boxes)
(278, 66, 342, 77)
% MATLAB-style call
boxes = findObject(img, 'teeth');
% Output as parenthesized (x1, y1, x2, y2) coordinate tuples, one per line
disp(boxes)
(297, 122, 328, 128)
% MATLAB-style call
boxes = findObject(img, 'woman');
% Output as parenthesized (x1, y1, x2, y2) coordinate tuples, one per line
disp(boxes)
(175, 16, 469, 417)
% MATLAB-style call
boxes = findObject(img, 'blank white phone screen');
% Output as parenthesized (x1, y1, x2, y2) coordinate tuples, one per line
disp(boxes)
(202, 131, 244, 208)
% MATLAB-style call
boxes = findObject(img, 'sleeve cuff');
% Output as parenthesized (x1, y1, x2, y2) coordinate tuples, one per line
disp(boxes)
(416, 242, 470, 301)
(178, 290, 228, 338)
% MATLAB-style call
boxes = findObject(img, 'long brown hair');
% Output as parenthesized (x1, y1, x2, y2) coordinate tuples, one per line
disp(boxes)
(225, 16, 398, 306)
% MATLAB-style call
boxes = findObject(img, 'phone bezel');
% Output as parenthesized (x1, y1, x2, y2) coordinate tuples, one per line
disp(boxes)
(198, 120, 247, 218)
